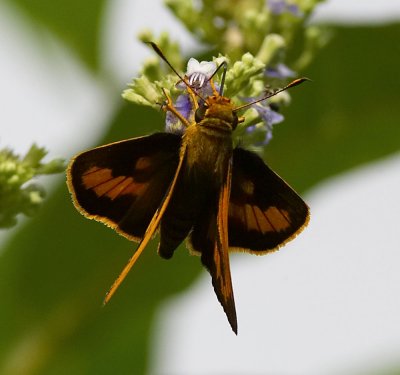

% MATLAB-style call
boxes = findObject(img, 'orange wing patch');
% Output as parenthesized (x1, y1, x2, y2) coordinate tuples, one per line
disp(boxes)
(134, 157, 152, 171)
(265, 206, 291, 232)
(240, 180, 255, 195)
(81, 167, 148, 200)
(105, 177, 135, 200)
(244, 204, 260, 232)
(230, 203, 291, 234)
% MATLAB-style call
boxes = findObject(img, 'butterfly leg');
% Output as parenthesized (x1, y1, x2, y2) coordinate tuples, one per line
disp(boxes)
(185, 85, 199, 111)
(210, 79, 219, 96)
(161, 88, 191, 127)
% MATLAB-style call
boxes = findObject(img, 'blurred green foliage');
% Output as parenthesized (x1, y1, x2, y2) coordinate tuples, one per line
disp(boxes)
(0, 145, 65, 228)
(1, 0, 400, 374)
(12, 0, 107, 69)
(266, 23, 400, 191)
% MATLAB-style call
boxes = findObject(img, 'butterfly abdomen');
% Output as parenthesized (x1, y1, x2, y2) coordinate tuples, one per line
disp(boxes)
(158, 167, 209, 259)
(158, 122, 232, 259)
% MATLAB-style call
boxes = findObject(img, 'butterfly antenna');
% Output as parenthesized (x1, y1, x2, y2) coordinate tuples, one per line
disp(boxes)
(147, 42, 206, 102)
(233, 77, 310, 112)
(208, 61, 228, 96)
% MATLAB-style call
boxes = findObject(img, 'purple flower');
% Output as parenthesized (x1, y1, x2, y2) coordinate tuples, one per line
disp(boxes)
(166, 57, 219, 133)
(247, 103, 284, 145)
(165, 94, 192, 134)
(268, 0, 303, 17)
(268, 0, 286, 14)
(287, 3, 302, 16)
(266, 63, 296, 79)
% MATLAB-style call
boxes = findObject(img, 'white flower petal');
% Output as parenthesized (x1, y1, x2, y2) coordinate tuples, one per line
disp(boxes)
(185, 58, 217, 89)
(187, 58, 201, 75)
(199, 61, 217, 77)
(199, 75, 205, 87)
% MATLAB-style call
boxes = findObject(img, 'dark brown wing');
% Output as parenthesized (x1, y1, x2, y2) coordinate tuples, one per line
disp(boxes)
(188, 158, 238, 334)
(104, 141, 188, 304)
(229, 148, 309, 253)
(67, 132, 181, 241)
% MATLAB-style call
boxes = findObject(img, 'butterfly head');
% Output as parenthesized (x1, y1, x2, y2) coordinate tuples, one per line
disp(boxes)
(195, 95, 239, 131)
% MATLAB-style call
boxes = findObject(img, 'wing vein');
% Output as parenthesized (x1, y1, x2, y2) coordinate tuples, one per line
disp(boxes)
(262, 209, 277, 232)
(82, 167, 101, 176)
(250, 205, 262, 233)
(277, 207, 291, 224)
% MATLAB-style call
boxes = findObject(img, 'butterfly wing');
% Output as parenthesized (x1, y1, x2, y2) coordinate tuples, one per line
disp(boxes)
(67, 132, 181, 241)
(104, 141, 188, 304)
(189, 158, 238, 334)
(229, 148, 310, 253)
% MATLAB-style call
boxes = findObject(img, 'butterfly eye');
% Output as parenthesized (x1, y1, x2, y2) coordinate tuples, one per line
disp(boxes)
(195, 103, 208, 122)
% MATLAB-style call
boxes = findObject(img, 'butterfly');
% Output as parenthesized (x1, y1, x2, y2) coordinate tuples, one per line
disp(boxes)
(67, 43, 310, 334)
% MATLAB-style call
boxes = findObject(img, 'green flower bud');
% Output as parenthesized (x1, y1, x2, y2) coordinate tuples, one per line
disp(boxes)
(0, 145, 65, 228)
(256, 34, 286, 65)
(224, 53, 265, 97)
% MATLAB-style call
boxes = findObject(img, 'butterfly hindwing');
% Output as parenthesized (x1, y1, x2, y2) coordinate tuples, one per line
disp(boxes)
(188, 157, 238, 334)
(214, 157, 237, 334)
(229, 148, 310, 253)
(67, 132, 182, 241)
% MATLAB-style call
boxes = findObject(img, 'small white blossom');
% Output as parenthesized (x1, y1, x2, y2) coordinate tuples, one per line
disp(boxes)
(186, 58, 216, 89)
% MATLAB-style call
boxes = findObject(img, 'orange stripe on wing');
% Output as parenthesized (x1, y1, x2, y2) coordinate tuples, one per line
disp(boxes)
(81, 166, 150, 200)
(82, 167, 113, 189)
(263, 206, 291, 232)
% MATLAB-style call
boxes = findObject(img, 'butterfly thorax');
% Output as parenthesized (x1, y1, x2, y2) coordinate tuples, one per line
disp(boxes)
(182, 96, 234, 186)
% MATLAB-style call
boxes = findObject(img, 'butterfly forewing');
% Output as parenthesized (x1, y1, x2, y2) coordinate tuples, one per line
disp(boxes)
(67, 132, 181, 241)
(228, 148, 309, 253)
